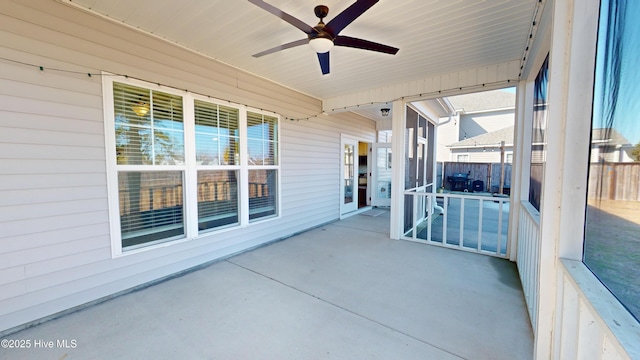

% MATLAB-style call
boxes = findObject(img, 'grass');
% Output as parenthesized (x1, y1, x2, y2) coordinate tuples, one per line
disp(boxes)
(584, 200, 640, 321)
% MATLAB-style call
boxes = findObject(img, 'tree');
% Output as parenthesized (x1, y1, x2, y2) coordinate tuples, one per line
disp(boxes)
(632, 143, 640, 161)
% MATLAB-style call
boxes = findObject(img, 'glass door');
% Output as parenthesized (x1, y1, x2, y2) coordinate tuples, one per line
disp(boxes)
(341, 137, 358, 215)
(372, 143, 392, 207)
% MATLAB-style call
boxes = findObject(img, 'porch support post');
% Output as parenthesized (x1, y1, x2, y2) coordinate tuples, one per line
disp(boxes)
(390, 100, 406, 240)
(535, 0, 599, 358)
(508, 80, 534, 261)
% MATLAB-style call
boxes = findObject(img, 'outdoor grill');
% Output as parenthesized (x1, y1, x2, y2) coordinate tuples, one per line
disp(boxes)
(447, 173, 470, 191)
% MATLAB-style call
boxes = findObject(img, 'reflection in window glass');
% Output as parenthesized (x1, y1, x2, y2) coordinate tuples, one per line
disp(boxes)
(247, 112, 278, 165)
(585, 0, 640, 322)
(114, 83, 184, 165)
(249, 169, 277, 221)
(197, 170, 238, 231)
(194, 101, 239, 165)
(118, 171, 184, 248)
(528, 55, 548, 211)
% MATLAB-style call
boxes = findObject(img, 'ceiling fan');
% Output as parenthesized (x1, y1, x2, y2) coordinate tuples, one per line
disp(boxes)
(249, 0, 399, 75)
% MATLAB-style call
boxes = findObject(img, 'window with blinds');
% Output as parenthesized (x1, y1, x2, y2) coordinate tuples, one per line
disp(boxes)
(247, 112, 278, 166)
(113, 82, 185, 248)
(247, 111, 278, 221)
(106, 78, 280, 252)
(194, 101, 239, 165)
(248, 169, 277, 220)
(195, 100, 240, 231)
(114, 83, 184, 166)
(118, 171, 184, 248)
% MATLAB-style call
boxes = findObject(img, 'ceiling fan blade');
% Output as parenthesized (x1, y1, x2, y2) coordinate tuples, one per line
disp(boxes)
(317, 52, 330, 75)
(252, 38, 308, 57)
(334, 36, 399, 55)
(325, 0, 378, 37)
(248, 0, 316, 35)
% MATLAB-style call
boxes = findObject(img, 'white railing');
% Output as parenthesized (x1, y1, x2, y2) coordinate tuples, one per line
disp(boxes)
(402, 192, 510, 258)
(517, 201, 540, 331)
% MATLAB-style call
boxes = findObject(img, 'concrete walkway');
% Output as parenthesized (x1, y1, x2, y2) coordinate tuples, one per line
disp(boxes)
(0, 210, 533, 359)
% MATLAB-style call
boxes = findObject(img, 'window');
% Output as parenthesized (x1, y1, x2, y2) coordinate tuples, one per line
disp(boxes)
(194, 101, 240, 231)
(105, 78, 280, 253)
(113, 82, 185, 248)
(247, 112, 278, 221)
(457, 154, 469, 162)
(528, 55, 549, 211)
(506, 153, 513, 164)
(584, 0, 640, 322)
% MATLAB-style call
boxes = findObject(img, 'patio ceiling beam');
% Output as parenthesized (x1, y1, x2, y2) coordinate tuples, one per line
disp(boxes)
(322, 60, 521, 114)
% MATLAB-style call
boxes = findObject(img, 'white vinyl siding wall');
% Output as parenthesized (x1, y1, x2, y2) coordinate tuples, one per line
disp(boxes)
(451, 147, 512, 163)
(0, 0, 375, 333)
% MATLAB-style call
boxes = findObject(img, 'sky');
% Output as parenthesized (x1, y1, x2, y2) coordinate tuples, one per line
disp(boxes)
(592, 0, 640, 145)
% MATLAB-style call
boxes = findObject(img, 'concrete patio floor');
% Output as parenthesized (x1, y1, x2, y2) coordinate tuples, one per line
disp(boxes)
(0, 210, 533, 359)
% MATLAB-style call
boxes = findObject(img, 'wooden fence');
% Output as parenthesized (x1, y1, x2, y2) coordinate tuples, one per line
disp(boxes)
(588, 163, 640, 201)
(438, 162, 513, 193)
(437, 162, 639, 199)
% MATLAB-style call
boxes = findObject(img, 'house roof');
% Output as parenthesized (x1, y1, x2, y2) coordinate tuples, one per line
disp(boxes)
(447, 90, 516, 114)
(592, 128, 632, 145)
(450, 126, 632, 149)
(449, 126, 514, 148)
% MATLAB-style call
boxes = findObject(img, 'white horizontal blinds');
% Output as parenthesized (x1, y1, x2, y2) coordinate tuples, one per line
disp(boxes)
(247, 112, 278, 165)
(118, 171, 184, 248)
(194, 100, 240, 231)
(248, 169, 277, 220)
(113, 83, 185, 165)
(114, 83, 150, 165)
(197, 171, 239, 230)
(112, 82, 185, 248)
(194, 100, 239, 165)
(247, 111, 278, 221)
(152, 91, 185, 165)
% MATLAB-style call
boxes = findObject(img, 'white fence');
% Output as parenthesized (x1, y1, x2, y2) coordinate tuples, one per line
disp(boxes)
(402, 192, 510, 258)
(517, 201, 541, 331)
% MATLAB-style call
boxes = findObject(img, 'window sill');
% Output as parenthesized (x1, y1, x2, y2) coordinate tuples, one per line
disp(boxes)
(560, 259, 640, 358)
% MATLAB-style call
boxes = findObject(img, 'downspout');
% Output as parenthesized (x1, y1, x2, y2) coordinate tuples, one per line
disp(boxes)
(433, 97, 458, 215)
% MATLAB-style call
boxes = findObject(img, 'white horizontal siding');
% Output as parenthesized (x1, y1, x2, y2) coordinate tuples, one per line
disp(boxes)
(0, 186, 107, 207)
(0, 0, 377, 333)
(0, 266, 25, 286)
(0, 224, 110, 254)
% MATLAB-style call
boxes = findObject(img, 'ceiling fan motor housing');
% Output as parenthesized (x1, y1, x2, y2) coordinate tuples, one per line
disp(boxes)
(310, 5, 334, 40)
(314, 5, 329, 20)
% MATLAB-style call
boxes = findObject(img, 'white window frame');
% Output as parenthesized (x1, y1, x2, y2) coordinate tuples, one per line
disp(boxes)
(506, 153, 513, 164)
(245, 108, 281, 224)
(456, 154, 469, 162)
(103, 75, 281, 257)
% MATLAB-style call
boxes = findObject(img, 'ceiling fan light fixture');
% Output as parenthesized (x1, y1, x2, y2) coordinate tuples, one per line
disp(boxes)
(309, 37, 334, 53)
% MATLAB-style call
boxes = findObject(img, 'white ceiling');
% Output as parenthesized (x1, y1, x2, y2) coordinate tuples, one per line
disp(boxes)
(65, 0, 537, 103)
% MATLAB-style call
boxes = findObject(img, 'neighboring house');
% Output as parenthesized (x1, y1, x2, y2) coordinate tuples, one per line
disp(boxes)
(591, 128, 635, 163)
(436, 89, 516, 162)
(448, 126, 514, 163)
(447, 125, 634, 165)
